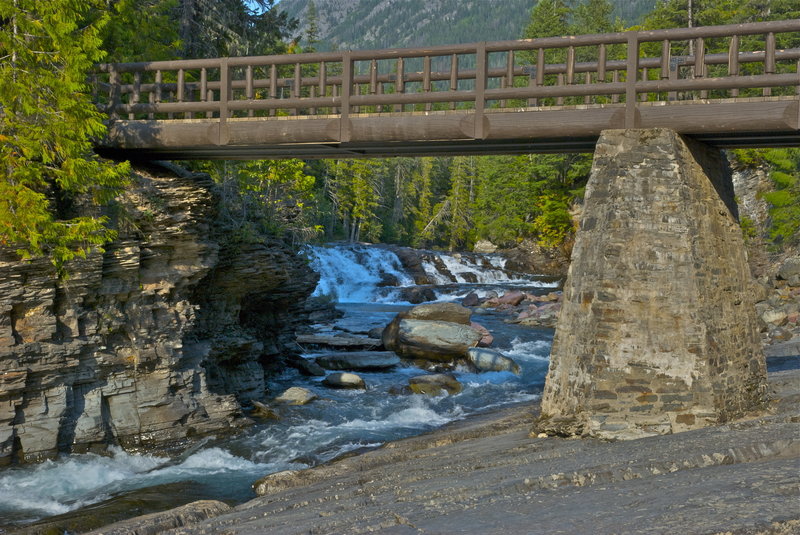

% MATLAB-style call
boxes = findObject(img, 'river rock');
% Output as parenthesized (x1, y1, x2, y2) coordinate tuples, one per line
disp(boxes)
(396, 286, 436, 304)
(408, 373, 462, 395)
(322, 372, 366, 389)
(462, 292, 480, 307)
(251, 401, 279, 420)
(513, 302, 562, 328)
(388, 384, 413, 395)
(296, 334, 382, 349)
(473, 239, 498, 253)
(390, 319, 482, 361)
(466, 348, 521, 375)
(470, 321, 493, 347)
(777, 256, 800, 286)
(284, 354, 326, 376)
(497, 290, 526, 306)
(315, 351, 400, 371)
(405, 302, 472, 324)
(762, 309, 788, 326)
(274, 387, 318, 405)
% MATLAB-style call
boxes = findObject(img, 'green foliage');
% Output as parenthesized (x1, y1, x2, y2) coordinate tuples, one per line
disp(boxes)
(100, 0, 180, 62)
(731, 148, 800, 249)
(644, 0, 800, 28)
(760, 149, 800, 248)
(195, 159, 320, 243)
(0, 0, 129, 270)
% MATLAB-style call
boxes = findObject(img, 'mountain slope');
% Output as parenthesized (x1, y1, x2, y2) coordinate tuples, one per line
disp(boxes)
(278, 0, 658, 51)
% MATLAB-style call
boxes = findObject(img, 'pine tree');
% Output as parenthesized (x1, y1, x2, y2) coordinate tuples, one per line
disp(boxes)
(304, 0, 320, 51)
(100, 0, 180, 62)
(0, 0, 129, 269)
(177, 0, 298, 58)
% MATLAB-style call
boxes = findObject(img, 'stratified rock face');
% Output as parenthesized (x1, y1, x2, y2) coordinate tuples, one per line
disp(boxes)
(538, 129, 767, 440)
(0, 165, 317, 465)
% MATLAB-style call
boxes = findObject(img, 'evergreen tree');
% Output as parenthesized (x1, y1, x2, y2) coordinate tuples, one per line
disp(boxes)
(304, 0, 320, 51)
(99, 0, 180, 62)
(177, 0, 298, 58)
(0, 0, 129, 268)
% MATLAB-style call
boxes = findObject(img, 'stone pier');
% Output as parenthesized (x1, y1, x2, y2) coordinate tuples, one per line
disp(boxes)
(537, 128, 767, 440)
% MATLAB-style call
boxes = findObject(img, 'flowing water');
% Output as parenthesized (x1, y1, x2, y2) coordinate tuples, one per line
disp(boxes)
(0, 244, 557, 529)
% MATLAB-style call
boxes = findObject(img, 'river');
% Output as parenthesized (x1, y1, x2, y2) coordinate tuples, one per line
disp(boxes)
(0, 244, 558, 529)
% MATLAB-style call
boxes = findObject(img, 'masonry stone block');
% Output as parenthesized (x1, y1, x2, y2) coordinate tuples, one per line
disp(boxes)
(537, 128, 767, 440)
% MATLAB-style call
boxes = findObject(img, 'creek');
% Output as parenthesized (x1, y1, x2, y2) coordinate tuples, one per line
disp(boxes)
(0, 244, 557, 529)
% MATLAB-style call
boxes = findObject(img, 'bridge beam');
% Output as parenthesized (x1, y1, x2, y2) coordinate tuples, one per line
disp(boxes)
(537, 128, 767, 440)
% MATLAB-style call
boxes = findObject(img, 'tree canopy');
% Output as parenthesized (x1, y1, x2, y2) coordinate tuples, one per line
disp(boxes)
(0, 0, 129, 268)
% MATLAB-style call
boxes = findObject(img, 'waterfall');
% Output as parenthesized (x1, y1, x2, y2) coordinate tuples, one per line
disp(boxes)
(306, 244, 555, 304)
(306, 244, 414, 303)
(419, 251, 520, 284)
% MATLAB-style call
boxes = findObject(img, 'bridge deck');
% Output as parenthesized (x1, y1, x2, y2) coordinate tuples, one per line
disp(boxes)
(93, 21, 800, 159)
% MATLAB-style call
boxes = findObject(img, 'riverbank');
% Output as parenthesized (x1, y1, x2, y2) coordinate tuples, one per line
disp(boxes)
(79, 356, 799, 535)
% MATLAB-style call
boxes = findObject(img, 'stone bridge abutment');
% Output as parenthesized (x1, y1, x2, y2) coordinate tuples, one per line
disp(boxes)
(537, 128, 767, 440)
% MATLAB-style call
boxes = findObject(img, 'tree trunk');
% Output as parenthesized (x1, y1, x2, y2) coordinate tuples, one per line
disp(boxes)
(180, 0, 197, 57)
(391, 163, 404, 232)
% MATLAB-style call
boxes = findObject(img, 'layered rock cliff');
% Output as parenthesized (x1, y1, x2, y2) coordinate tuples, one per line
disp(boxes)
(0, 163, 318, 465)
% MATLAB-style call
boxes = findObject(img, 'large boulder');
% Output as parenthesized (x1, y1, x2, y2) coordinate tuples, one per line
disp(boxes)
(408, 373, 462, 395)
(392, 319, 482, 361)
(466, 348, 521, 375)
(404, 302, 472, 324)
(778, 256, 800, 286)
(462, 292, 480, 307)
(315, 351, 400, 371)
(322, 372, 366, 389)
(274, 387, 318, 405)
(397, 286, 437, 304)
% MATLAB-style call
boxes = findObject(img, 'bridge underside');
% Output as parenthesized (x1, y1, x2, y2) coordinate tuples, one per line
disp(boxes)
(96, 98, 799, 160)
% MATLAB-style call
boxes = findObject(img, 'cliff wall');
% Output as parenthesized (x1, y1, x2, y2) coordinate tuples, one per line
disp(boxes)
(0, 164, 317, 465)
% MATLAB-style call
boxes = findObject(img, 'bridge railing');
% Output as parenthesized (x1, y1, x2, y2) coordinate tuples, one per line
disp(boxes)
(94, 20, 800, 134)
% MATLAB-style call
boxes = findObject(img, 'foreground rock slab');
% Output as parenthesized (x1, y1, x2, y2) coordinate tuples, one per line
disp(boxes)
(83, 500, 231, 535)
(149, 367, 800, 535)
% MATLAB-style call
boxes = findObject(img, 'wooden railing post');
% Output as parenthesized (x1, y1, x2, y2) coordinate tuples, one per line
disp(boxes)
(246, 65, 254, 117)
(108, 65, 120, 120)
(765, 32, 776, 97)
(450, 53, 458, 110)
(728, 35, 740, 97)
(340, 51, 352, 143)
(423, 55, 432, 112)
(219, 58, 230, 145)
(625, 33, 639, 128)
(474, 42, 487, 139)
(269, 64, 278, 116)
(130, 71, 141, 120)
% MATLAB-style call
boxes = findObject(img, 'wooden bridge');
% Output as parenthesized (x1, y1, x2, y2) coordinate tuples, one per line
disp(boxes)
(93, 20, 800, 160)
